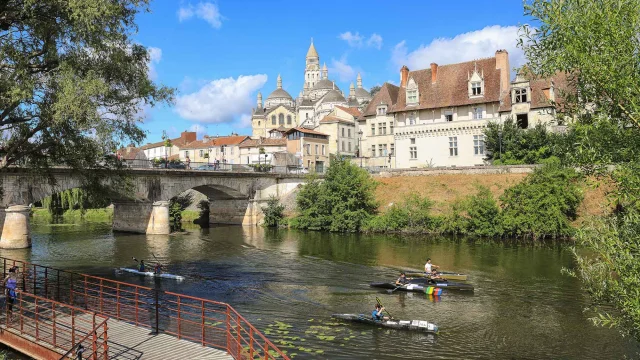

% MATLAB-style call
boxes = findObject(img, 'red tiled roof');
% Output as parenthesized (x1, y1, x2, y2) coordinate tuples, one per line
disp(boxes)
(116, 147, 142, 160)
(239, 137, 287, 148)
(363, 83, 400, 117)
(390, 57, 502, 113)
(335, 106, 362, 117)
(284, 127, 329, 137)
(181, 139, 213, 149)
(212, 135, 250, 146)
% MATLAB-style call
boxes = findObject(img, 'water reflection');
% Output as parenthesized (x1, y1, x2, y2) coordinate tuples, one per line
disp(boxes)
(14, 219, 640, 359)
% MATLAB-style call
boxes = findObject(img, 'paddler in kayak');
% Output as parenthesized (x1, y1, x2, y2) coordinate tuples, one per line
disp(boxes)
(153, 262, 162, 274)
(424, 258, 439, 274)
(395, 272, 413, 286)
(138, 260, 145, 272)
(372, 304, 389, 321)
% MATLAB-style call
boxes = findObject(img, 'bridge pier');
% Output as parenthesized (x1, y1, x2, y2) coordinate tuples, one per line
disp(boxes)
(0, 205, 31, 249)
(209, 199, 255, 225)
(113, 201, 170, 235)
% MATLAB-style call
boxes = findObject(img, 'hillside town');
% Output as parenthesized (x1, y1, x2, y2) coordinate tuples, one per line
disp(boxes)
(118, 41, 568, 172)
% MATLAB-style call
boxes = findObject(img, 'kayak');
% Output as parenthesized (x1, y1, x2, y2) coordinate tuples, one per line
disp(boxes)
(405, 271, 468, 281)
(370, 280, 474, 292)
(332, 314, 438, 334)
(117, 268, 185, 281)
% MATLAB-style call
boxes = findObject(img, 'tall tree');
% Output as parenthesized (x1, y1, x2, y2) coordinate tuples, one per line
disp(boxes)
(520, 0, 640, 341)
(0, 0, 173, 191)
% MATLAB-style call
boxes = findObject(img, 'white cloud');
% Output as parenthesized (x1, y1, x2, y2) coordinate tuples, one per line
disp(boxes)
(177, 2, 223, 29)
(189, 124, 208, 138)
(175, 74, 268, 124)
(391, 25, 524, 72)
(329, 56, 356, 82)
(147, 47, 162, 80)
(339, 31, 363, 47)
(367, 34, 383, 50)
(235, 114, 252, 129)
(339, 31, 383, 50)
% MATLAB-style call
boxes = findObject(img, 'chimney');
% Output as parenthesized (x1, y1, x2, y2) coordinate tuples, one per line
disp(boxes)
(181, 131, 197, 143)
(430, 63, 438, 83)
(495, 49, 510, 99)
(400, 65, 410, 88)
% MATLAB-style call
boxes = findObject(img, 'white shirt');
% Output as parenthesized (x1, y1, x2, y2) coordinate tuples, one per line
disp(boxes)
(425, 263, 432, 273)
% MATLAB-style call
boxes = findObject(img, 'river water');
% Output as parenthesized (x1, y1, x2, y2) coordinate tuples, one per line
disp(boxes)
(3, 221, 638, 359)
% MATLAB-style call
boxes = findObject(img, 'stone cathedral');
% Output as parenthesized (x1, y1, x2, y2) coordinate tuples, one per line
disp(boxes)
(251, 40, 371, 138)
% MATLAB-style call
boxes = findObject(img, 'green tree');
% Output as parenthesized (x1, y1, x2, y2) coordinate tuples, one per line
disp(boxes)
(464, 186, 502, 237)
(521, 0, 640, 340)
(262, 196, 285, 227)
(0, 0, 174, 192)
(292, 157, 378, 232)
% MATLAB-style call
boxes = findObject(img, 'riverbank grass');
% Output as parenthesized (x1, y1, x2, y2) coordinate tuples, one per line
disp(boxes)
(32, 208, 113, 223)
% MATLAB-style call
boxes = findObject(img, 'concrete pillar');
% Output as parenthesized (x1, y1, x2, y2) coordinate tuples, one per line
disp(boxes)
(0, 205, 31, 249)
(209, 199, 252, 225)
(146, 201, 170, 235)
(113, 201, 170, 235)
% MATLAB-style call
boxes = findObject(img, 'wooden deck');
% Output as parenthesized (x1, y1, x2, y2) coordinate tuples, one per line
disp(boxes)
(0, 304, 233, 360)
(91, 314, 233, 360)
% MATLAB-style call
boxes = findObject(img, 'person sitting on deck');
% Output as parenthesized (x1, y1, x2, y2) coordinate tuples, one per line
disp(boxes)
(138, 260, 145, 272)
(154, 263, 162, 274)
(371, 304, 389, 321)
(424, 258, 439, 274)
(395, 272, 412, 286)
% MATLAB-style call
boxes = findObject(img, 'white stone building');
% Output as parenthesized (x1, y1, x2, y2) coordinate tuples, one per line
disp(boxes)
(251, 40, 370, 138)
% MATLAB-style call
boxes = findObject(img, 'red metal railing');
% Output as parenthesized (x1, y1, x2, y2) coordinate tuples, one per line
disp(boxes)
(0, 257, 289, 360)
(2, 289, 109, 360)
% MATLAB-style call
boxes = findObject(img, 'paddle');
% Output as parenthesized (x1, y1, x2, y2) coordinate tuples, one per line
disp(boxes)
(387, 284, 402, 294)
(375, 297, 393, 319)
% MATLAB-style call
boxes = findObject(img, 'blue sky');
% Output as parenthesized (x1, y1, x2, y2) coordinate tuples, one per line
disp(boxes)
(135, 0, 530, 144)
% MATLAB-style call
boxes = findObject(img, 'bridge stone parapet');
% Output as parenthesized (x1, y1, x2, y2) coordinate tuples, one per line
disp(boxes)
(0, 168, 309, 248)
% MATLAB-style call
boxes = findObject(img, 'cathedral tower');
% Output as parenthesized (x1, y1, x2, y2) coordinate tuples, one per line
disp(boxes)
(304, 38, 321, 91)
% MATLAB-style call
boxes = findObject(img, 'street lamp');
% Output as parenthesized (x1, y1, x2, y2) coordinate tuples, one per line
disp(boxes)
(358, 130, 363, 168)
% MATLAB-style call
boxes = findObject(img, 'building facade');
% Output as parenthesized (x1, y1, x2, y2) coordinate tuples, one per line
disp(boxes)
(285, 127, 330, 172)
(239, 137, 287, 165)
(316, 106, 360, 157)
(178, 135, 249, 165)
(359, 84, 400, 168)
(141, 131, 196, 161)
(251, 40, 370, 138)
(390, 51, 510, 168)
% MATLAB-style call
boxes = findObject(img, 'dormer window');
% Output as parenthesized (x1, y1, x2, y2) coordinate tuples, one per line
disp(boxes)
(468, 68, 484, 98)
(406, 78, 419, 104)
(377, 106, 387, 116)
(471, 82, 482, 96)
(514, 88, 528, 103)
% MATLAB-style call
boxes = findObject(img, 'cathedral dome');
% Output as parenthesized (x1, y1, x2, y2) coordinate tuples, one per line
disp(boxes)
(313, 79, 340, 91)
(267, 88, 293, 100)
(321, 89, 346, 103)
(355, 87, 371, 99)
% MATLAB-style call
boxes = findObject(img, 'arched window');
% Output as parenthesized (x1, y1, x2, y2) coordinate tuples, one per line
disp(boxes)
(271, 115, 276, 125)
(279, 114, 284, 125)
(287, 115, 292, 125)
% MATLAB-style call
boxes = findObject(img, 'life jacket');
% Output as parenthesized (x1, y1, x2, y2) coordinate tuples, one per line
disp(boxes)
(6, 278, 17, 298)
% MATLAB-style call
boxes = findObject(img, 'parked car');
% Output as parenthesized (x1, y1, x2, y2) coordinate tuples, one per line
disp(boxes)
(166, 162, 186, 169)
(196, 164, 217, 171)
(290, 167, 309, 174)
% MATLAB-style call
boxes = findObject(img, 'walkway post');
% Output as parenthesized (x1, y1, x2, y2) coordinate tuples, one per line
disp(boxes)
(154, 289, 159, 334)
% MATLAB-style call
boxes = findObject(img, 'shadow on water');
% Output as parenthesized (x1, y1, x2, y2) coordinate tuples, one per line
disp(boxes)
(4, 217, 639, 359)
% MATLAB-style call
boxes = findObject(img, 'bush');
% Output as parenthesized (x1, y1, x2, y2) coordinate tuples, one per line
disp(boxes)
(500, 158, 583, 239)
(291, 157, 378, 232)
(464, 186, 502, 237)
(365, 194, 434, 232)
(250, 164, 274, 172)
(262, 196, 285, 227)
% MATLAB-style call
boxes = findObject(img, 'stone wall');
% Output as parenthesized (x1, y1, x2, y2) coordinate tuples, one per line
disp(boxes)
(376, 164, 537, 178)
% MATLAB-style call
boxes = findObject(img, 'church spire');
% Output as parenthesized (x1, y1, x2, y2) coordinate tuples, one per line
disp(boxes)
(277, 74, 282, 89)
(322, 63, 328, 80)
(257, 92, 263, 108)
(306, 38, 319, 59)
(349, 82, 355, 98)
(357, 73, 363, 88)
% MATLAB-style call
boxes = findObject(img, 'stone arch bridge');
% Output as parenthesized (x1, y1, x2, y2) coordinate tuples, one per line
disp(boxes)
(0, 168, 307, 248)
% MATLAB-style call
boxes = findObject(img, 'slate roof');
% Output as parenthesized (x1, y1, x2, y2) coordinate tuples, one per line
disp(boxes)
(499, 71, 570, 112)
(313, 79, 339, 91)
(267, 88, 293, 100)
(321, 89, 346, 103)
(355, 87, 371, 99)
(390, 57, 502, 113)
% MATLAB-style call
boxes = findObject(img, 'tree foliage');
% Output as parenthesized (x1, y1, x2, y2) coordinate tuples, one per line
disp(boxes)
(292, 157, 378, 232)
(521, 0, 640, 340)
(484, 118, 559, 164)
(0, 0, 173, 192)
(262, 196, 285, 227)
